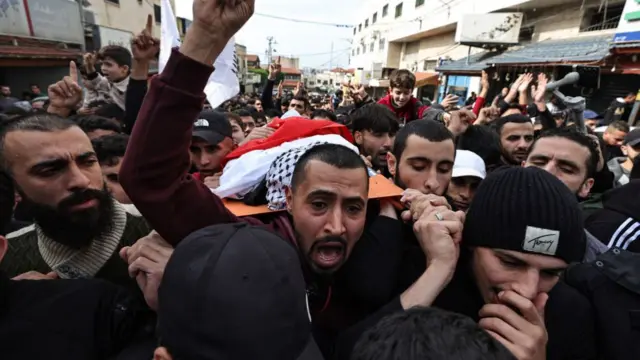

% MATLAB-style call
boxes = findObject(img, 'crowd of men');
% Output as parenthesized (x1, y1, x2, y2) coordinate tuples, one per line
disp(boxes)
(1, 1, 640, 359)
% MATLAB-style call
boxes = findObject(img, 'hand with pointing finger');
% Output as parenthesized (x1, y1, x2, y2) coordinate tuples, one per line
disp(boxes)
(132, 14, 160, 62)
(48, 61, 83, 115)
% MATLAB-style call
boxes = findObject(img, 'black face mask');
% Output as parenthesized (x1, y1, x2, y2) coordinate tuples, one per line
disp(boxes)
(18, 184, 114, 249)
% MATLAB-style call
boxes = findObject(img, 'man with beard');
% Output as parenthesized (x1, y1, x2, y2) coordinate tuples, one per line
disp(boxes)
(496, 114, 535, 166)
(119, 9, 402, 355)
(524, 127, 615, 259)
(351, 103, 399, 176)
(0, 113, 150, 288)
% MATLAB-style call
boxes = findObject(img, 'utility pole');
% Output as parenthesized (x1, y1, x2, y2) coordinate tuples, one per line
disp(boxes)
(329, 41, 334, 70)
(266, 36, 277, 65)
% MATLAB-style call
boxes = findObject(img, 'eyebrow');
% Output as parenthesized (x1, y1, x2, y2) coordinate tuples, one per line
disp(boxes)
(530, 154, 580, 170)
(30, 151, 96, 172)
(495, 251, 567, 272)
(308, 189, 365, 205)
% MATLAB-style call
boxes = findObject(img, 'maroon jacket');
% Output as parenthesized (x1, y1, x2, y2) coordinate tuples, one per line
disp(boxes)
(119, 49, 296, 247)
(377, 94, 429, 123)
(119, 49, 405, 357)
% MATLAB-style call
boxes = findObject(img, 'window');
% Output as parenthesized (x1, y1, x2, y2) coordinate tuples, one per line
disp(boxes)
(365, 19, 369, 28)
(105, 0, 119, 4)
(373, 12, 378, 23)
(395, 3, 403, 18)
(154, 4, 161, 23)
(352, 49, 356, 56)
(353, 27, 356, 35)
(357, 47, 360, 55)
(379, 38, 385, 50)
(363, 44, 367, 54)
(382, 4, 389, 17)
(370, 42, 375, 52)
(581, 3, 624, 32)
(423, 60, 437, 71)
(359, 24, 362, 32)
(518, 26, 534, 42)
(415, 0, 425, 7)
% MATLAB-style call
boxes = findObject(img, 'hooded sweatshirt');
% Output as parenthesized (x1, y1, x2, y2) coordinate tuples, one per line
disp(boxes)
(607, 156, 632, 187)
(377, 94, 429, 124)
(585, 180, 640, 252)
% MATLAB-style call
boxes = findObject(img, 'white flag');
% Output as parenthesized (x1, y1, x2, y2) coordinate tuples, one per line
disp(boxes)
(160, 0, 240, 108)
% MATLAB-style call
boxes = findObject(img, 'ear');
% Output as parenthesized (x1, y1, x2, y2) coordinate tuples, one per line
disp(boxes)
(285, 186, 293, 213)
(521, 160, 527, 168)
(122, 65, 130, 73)
(354, 131, 364, 145)
(621, 145, 628, 156)
(387, 152, 397, 177)
(578, 178, 595, 198)
(388, 87, 393, 95)
(0, 236, 8, 267)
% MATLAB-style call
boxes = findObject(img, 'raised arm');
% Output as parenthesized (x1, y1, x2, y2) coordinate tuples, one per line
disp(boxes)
(119, 0, 255, 245)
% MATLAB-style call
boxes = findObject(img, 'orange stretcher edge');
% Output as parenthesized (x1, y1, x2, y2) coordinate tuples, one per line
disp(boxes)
(222, 174, 404, 217)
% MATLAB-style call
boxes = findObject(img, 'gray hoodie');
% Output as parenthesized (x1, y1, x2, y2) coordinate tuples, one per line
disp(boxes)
(606, 157, 630, 187)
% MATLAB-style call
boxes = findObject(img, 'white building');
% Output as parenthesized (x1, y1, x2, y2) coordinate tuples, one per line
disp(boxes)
(349, 0, 632, 110)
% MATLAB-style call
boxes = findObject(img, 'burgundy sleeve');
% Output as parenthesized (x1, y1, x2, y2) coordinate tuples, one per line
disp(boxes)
(472, 96, 486, 117)
(119, 48, 241, 246)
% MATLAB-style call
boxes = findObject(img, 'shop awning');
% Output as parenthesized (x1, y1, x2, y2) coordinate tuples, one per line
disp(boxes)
(487, 35, 611, 65)
(0, 46, 82, 60)
(436, 51, 503, 74)
(414, 72, 439, 87)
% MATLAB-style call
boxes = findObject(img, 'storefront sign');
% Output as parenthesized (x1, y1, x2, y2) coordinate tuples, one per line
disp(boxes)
(0, 0, 32, 37)
(96, 26, 133, 52)
(613, 0, 640, 43)
(27, 0, 84, 44)
(0, 0, 83, 44)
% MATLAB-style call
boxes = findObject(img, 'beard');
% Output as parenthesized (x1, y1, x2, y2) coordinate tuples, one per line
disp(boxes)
(293, 226, 348, 280)
(393, 163, 408, 190)
(18, 184, 115, 249)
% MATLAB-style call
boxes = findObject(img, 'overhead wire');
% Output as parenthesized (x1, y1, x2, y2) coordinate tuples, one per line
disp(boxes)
(254, 12, 353, 28)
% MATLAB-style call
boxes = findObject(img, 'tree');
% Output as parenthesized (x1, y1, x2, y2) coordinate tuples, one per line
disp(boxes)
(248, 68, 284, 86)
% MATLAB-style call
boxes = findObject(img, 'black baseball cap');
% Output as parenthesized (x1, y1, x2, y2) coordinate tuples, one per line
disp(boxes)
(624, 128, 640, 148)
(192, 110, 232, 145)
(157, 223, 323, 360)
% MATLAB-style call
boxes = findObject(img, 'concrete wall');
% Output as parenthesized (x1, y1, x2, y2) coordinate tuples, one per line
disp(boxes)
(349, 0, 534, 70)
(87, 0, 166, 39)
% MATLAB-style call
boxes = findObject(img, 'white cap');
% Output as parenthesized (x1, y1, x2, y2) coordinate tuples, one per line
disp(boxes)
(452, 150, 486, 180)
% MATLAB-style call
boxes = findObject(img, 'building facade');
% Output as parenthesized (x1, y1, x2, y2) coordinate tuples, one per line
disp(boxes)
(349, 0, 637, 111)
(0, 0, 85, 94)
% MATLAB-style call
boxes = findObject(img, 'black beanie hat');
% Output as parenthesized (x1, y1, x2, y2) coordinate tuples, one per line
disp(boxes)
(463, 167, 585, 264)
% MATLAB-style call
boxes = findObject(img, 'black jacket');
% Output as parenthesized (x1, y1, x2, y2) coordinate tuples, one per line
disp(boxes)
(335, 250, 597, 360)
(0, 273, 155, 360)
(563, 248, 640, 360)
(585, 180, 640, 252)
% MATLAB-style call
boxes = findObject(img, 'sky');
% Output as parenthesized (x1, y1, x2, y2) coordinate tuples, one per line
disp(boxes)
(234, 0, 360, 69)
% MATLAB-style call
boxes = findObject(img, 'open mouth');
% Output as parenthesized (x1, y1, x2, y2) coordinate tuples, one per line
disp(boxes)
(313, 242, 345, 269)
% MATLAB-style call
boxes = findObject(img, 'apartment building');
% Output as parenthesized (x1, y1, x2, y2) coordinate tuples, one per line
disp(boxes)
(349, 0, 638, 111)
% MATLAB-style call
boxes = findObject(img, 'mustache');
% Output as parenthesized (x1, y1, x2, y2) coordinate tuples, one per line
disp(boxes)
(57, 189, 103, 211)
(310, 236, 347, 250)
